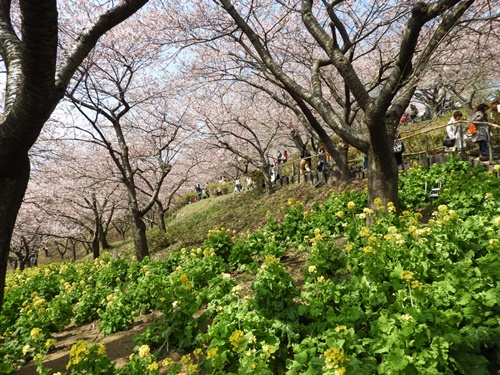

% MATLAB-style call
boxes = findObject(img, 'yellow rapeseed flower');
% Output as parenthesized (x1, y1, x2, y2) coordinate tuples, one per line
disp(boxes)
(335, 325, 347, 332)
(347, 201, 356, 210)
(400, 270, 414, 282)
(387, 202, 396, 213)
(22, 344, 31, 355)
(359, 226, 370, 237)
(30, 328, 42, 340)
(206, 348, 219, 360)
(401, 314, 413, 321)
(179, 274, 189, 284)
(162, 358, 174, 367)
(363, 246, 376, 254)
(138, 344, 151, 358)
(367, 235, 378, 245)
(148, 362, 159, 371)
(373, 197, 383, 208)
(264, 255, 277, 264)
(229, 330, 245, 352)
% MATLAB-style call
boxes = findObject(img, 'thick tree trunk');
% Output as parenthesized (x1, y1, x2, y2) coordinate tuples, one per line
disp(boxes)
(366, 147, 400, 211)
(0, 154, 30, 312)
(131, 211, 149, 261)
(323, 141, 350, 180)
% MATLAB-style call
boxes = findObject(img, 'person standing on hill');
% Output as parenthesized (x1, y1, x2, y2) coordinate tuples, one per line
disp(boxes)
(317, 148, 326, 172)
(195, 184, 203, 201)
(445, 111, 465, 152)
(470, 103, 490, 154)
(300, 146, 311, 173)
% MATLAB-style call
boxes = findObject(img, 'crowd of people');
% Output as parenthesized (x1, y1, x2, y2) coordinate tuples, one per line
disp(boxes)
(444, 101, 499, 155)
(193, 101, 499, 203)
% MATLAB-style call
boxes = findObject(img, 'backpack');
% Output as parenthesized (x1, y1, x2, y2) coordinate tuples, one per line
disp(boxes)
(468, 123, 477, 135)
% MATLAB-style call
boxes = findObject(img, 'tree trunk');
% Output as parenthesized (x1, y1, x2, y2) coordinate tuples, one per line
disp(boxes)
(157, 202, 166, 233)
(261, 166, 274, 194)
(91, 232, 100, 260)
(0, 154, 30, 312)
(131, 211, 149, 261)
(323, 140, 350, 180)
(99, 225, 110, 249)
(366, 147, 400, 211)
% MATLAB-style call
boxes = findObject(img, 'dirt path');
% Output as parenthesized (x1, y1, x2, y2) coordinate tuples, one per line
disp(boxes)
(14, 314, 158, 375)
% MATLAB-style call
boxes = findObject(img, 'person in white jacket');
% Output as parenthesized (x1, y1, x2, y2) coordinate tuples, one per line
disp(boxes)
(445, 111, 465, 151)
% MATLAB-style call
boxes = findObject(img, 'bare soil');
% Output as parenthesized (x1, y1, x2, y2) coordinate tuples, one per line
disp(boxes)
(14, 314, 159, 375)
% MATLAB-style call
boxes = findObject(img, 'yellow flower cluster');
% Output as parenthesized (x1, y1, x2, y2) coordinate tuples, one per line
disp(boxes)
(138, 344, 151, 358)
(400, 270, 414, 282)
(363, 207, 375, 215)
(494, 217, 500, 227)
(148, 362, 159, 371)
(323, 347, 349, 374)
(347, 201, 356, 210)
(363, 246, 376, 254)
(67, 341, 105, 367)
(367, 235, 378, 245)
(373, 198, 383, 208)
(411, 280, 423, 290)
(30, 328, 43, 340)
(229, 329, 245, 352)
(387, 202, 396, 213)
(263, 254, 278, 266)
(206, 347, 219, 359)
(359, 226, 370, 237)
(286, 198, 303, 207)
(310, 228, 325, 245)
(178, 273, 192, 291)
(207, 227, 232, 237)
(334, 325, 347, 332)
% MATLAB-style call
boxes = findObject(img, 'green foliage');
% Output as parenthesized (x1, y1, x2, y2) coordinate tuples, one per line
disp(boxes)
(147, 229, 171, 252)
(251, 256, 299, 321)
(174, 191, 198, 208)
(2, 160, 500, 374)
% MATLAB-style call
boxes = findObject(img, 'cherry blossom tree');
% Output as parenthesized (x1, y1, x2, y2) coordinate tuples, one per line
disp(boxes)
(65, 27, 194, 260)
(17, 136, 125, 261)
(214, 0, 498, 209)
(164, 0, 496, 210)
(0, 0, 150, 310)
(193, 86, 290, 193)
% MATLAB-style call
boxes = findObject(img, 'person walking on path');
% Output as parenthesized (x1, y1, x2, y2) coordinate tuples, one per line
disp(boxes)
(470, 103, 490, 154)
